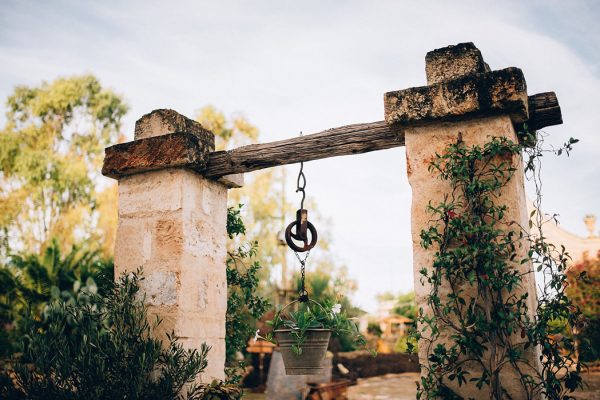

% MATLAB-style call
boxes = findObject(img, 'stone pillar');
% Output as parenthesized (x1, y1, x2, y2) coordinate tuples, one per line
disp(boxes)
(103, 109, 241, 382)
(385, 43, 540, 398)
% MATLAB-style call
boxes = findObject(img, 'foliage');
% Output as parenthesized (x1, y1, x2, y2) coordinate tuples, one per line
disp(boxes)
(291, 264, 363, 351)
(94, 184, 119, 258)
(1, 270, 211, 400)
(225, 205, 269, 380)
(0, 75, 128, 257)
(393, 291, 418, 321)
(566, 252, 600, 318)
(394, 335, 418, 354)
(293, 263, 358, 307)
(0, 206, 264, 397)
(267, 299, 367, 356)
(367, 322, 383, 337)
(0, 240, 112, 356)
(566, 253, 600, 361)
(188, 379, 243, 400)
(414, 133, 583, 399)
(575, 319, 600, 362)
(196, 105, 258, 151)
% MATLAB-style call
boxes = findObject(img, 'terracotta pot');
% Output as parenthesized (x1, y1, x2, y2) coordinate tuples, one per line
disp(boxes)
(274, 329, 331, 375)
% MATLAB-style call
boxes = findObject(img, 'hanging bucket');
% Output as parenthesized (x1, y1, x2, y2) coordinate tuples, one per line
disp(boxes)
(274, 328, 331, 375)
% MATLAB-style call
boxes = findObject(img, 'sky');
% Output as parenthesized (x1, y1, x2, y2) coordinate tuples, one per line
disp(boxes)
(1, 0, 599, 312)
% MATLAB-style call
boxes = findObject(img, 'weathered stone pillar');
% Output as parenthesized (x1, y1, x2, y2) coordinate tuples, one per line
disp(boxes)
(385, 43, 540, 398)
(102, 109, 242, 382)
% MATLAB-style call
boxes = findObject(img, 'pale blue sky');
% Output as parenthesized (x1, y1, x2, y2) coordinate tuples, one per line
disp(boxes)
(1, 0, 598, 312)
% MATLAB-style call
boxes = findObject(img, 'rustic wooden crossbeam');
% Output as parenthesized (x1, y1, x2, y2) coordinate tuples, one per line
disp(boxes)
(204, 121, 404, 178)
(203, 92, 560, 178)
(102, 92, 561, 180)
(527, 91, 562, 130)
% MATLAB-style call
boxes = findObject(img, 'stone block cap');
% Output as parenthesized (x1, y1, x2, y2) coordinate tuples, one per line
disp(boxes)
(103, 109, 215, 180)
(425, 42, 490, 85)
(135, 108, 215, 151)
(102, 131, 209, 179)
(385, 43, 529, 127)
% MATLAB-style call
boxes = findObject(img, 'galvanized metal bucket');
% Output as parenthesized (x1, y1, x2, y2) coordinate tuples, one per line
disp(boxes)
(274, 329, 331, 375)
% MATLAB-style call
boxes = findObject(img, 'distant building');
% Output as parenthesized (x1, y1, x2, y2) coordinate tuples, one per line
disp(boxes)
(541, 213, 600, 264)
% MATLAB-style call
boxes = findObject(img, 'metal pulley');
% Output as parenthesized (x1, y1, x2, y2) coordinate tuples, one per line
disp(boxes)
(285, 209, 318, 252)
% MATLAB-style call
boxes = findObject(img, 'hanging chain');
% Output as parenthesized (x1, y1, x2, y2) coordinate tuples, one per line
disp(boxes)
(294, 249, 310, 302)
(283, 131, 318, 302)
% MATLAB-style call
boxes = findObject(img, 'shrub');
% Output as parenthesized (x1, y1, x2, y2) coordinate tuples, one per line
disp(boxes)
(1, 270, 211, 400)
(0, 240, 113, 357)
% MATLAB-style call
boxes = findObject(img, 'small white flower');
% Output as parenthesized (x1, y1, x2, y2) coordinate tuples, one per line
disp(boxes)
(253, 329, 261, 343)
(332, 304, 342, 314)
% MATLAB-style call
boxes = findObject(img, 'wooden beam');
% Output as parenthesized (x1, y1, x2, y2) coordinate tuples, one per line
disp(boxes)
(101, 93, 562, 180)
(204, 91, 561, 178)
(527, 92, 562, 131)
(203, 121, 405, 178)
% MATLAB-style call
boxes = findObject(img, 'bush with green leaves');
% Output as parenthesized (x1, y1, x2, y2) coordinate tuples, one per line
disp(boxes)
(0, 270, 215, 399)
(0, 239, 113, 357)
(566, 252, 600, 362)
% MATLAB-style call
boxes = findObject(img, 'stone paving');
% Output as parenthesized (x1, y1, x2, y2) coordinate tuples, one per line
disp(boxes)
(347, 372, 419, 400)
(347, 372, 600, 400)
(245, 371, 600, 399)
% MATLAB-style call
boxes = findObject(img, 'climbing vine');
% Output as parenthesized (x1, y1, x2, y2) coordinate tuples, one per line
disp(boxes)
(413, 130, 583, 399)
(225, 205, 270, 382)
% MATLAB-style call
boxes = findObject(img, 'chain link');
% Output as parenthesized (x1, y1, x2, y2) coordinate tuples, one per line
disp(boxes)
(294, 249, 310, 302)
(295, 131, 310, 301)
(296, 131, 306, 210)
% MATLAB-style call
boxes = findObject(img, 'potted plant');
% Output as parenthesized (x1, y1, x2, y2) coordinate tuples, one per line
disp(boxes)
(258, 299, 368, 375)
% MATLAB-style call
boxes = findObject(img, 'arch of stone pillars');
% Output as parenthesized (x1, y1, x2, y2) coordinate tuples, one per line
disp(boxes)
(101, 42, 563, 397)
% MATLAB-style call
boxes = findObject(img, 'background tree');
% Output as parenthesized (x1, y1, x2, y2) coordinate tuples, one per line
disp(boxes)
(196, 106, 292, 287)
(566, 252, 600, 361)
(393, 291, 417, 321)
(375, 291, 417, 320)
(0, 75, 127, 257)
